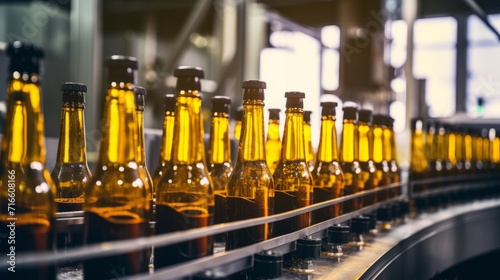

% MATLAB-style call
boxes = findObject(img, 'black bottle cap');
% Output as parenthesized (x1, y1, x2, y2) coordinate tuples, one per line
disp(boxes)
(343, 106, 358, 121)
(105, 55, 138, 84)
(320, 102, 338, 116)
(7, 41, 44, 75)
(358, 109, 372, 123)
(253, 251, 282, 279)
(285, 91, 305, 109)
(134, 86, 147, 110)
(211, 95, 231, 113)
(373, 114, 385, 126)
(164, 93, 176, 112)
(296, 238, 321, 260)
(235, 106, 243, 121)
(328, 225, 350, 244)
(304, 111, 312, 122)
(427, 119, 437, 132)
(376, 206, 393, 222)
(351, 216, 370, 234)
(61, 82, 86, 108)
(242, 80, 266, 100)
(385, 116, 395, 129)
(174, 66, 204, 93)
(268, 108, 281, 120)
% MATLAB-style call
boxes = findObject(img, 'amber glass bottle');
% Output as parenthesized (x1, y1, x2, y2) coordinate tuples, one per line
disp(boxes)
(226, 80, 274, 250)
(357, 109, 378, 205)
(155, 67, 214, 267)
(52, 82, 91, 212)
(134, 86, 153, 217)
(384, 116, 401, 184)
(273, 92, 313, 236)
(492, 132, 500, 170)
(340, 107, 365, 212)
(482, 128, 491, 171)
(372, 115, 391, 193)
(208, 96, 232, 246)
(425, 120, 442, 180)
(444, 124, 457, 175)
(311, 102, 344, 223)
(463, 128, 474, 174)
(0, 42, 56, 280)
(151, 94, 176, 191)
(83, 56, 149, 279)
(234, 106, 243, 141)
(304, 111, 315, 172)
(409, 118, 428, 210)
(266, 108, 282, 174)
(454, 125, 465, 174)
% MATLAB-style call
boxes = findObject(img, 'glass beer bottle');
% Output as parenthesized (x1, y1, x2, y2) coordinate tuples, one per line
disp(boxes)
(372, 114, 391, 192)
(0, 41, 56, 280)
(357, 109, 378, 205)
(266, 108, 282, 174)
(409, 118, 428, 211)
(83, 56, 149, 279)
(273, 91, 313, 236)
(304, 110, 315, 172)
(208, 96, 232, 247)
(233, 106, 243, 141)
(311, 102, 344, 223)
(226, 80, 274, 250)
(339, 106, 365, 212)
(383, 115, 401, 198)
(155, 66, 214, 267)
(151, 93, 176, 190)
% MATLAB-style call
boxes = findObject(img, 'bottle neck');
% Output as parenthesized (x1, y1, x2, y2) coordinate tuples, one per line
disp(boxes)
(357, 122, 371, 162)
(2, 81, 26, 164)
(266, 119, 280, 142)
(56, 106, 87, 164)
(447, 132, 457, 163)
(425, 131, 437, 161)
(240, 99, 266, 161)
(21, 74, 46, 164)
(209, 112, 231, 164)
(340, 119, 357, 163)
(372, 124, 384, 163)
(304, 121, 314, 163)
(317, 115, 337, 162)
(171, 90, 206, 164)
(455, 132, 464, 161)
(136, 109, 147, 165)
(390, 129, 398, 162)
(410, 129, 427, 173)
(281, 108, 306, 161)
(160, 110, 175, 162)
(464, 134, 473, 161)
(98, 84, 138, 164)
(383, 127, 392, 161)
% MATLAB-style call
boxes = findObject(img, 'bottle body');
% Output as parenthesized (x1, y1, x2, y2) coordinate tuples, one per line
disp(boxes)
(226, 81, 274, 250)
(357, 110, 378, 206)
(266, 109, 281, 175)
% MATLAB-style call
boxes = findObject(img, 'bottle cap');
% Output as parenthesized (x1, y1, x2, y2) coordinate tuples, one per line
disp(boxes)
(320, 102, 337, 117)
(373, 114, 385, 126)
(105, 55, 138, 84)
(164, 93, 176, 112)
(358, 109, 372, 123)
(284, 91, 305, 109)
(174, 66, 204, 93)
(304, 111, 312, 122)
(134, 86, 147, 110)
(385, 115, 395, 129)
(61, 82, 86, 108)
(343, 106, 358, 121)
(268, 108, 281, 120)
(211, 95, 231, 114)
(7, 41, 44, 75)
(242, 80, 266, 100)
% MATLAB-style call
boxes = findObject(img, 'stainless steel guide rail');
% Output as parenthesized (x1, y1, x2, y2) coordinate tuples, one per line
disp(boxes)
(1, 174, 499, 279)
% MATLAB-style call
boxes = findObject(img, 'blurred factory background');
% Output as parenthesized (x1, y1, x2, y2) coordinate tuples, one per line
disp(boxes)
(0, 0, 499, 171)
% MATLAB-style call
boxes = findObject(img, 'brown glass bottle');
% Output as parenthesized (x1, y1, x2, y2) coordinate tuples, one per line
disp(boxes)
(409, 118, 428, 210)
(491, 132, 500, 171)
(233, 106, 243, 141)
(383, 116, 401, 199)
(151, 94, 176, 192)
(134, 86, 153, 219)
(83, 56, 149, 279)
(304, 111, 315, 172)
(481, 128, 491, 172)
(155, 67, 214, 267)
(443, 124, 457, 175)
(0, 42, 56, 280)
(311, 102, 344, 223)
(266, 108, 282, 175)
(425, 120, 443, 180)
(340, 107, 365, 212)
(357, 109, 378, 205)
(372, 115, 391, 199)
(52, 83, 91, 212)
(463, 128, 474, 174)
(208, 96, 232, 246)
(454, 125, 465, 174)
(226, 80, 274, 250)
(273, 92, 313, 236)
(51, 82, 92, 270)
